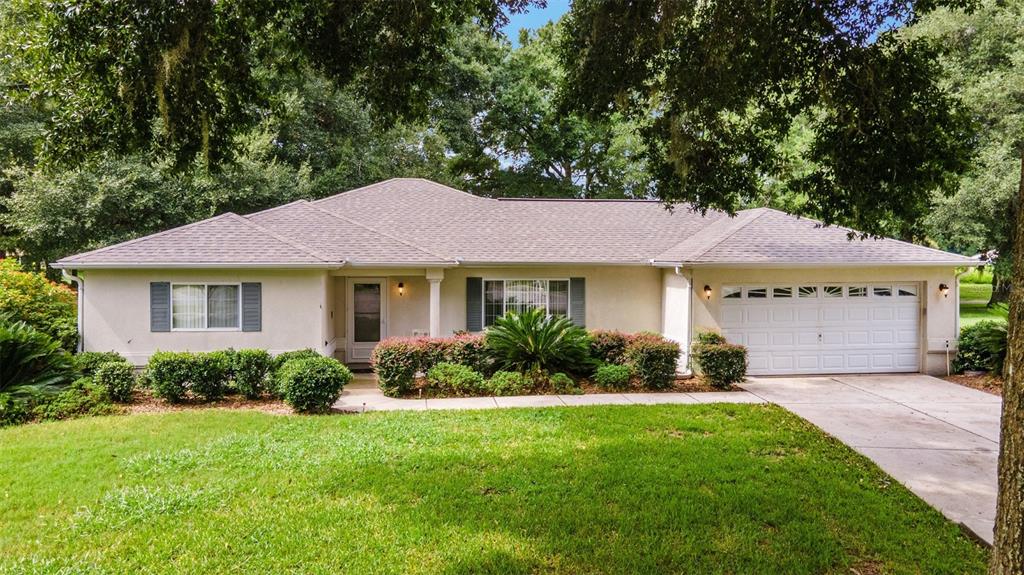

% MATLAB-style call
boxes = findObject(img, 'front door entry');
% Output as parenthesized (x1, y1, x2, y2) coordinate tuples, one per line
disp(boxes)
(347, 278, 386, 362)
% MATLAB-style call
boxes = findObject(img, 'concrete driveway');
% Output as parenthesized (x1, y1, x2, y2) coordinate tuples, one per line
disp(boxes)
(741, 374, 1001, 545)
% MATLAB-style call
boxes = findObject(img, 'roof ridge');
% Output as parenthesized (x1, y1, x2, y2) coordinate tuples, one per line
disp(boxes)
(686, 209, 769, 261)
(302, 202, 454, 262)
(651, 209, 766, 263)
(227, 213, 335, 263)
(310, 177, 492, 206)
(56, 212, 238, 264)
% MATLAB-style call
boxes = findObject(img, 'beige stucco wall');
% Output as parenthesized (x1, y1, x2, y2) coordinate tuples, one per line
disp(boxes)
(81, 269, 329, 365)
(689, 266, 959, 375)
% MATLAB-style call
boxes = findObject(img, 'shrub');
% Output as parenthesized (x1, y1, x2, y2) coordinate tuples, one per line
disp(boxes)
(487, 370, 528, 396)
(144, 351, 231, 403)
(691, 342, 747, 389)
(0, 259, 78, 351)
(74, 351, 129, 375)
(427, 362, 486, 396)
(93, 361, 135, 403)
(954, 321, 1007, 374)
(270, 349, 321, 395)
(233, 349, 273, 399)
(593, 364, 631, 390)
(0, 393, 29, 427)
(278, 356, 352, 413)
(485, 309, 592, 374)
(372, 339, 421, 397)
(623, 333, 681, 390)
(31, 377, 118, 421)
(549, 372, 581, 394)
(0, 319, 78, 398)
(589, 330, 630, 364)
(695, 331, 727, 345)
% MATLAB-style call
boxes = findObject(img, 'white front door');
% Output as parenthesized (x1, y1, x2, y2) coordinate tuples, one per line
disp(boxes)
(719, 283, 921, 375)
(347, 278, 387, 363)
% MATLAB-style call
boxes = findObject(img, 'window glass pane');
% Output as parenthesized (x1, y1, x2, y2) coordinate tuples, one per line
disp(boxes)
(798, 286, 818, 298)
(873, 286, 892, 297)
(484, 280, 504, 327)
(824, 286, 843, 298)
(722, 286, 742, 299)
(172, 285, 205, 329)
(772, 287, 792, 298)
(746, 287, 767, 298)
(207, 285, 239, 328)
(548, 280, 569, 317)
(505, 280, 547, 315)
(353, 283, 381, 342)
(848, 286, 867, 297)
(897, 285, 918, 297)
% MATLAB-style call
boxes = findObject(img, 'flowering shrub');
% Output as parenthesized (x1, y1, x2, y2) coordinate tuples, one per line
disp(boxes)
(0, 259, 78, 351)
(372, 335, 488, 397)
(589, 330, 630, 364)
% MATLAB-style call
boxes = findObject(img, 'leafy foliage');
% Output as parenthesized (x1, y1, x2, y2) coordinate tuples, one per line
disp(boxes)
(426, 362, 487, 396)
(593, 364, 631, 390)
(371, 339, 422, 398)
(484, 309, 592, 374)
(277, 356, 352, 413)
(30, 376, 118, 421)
(692, 342, 748, 389)
(74, 351, 129, 376)
(0, 259, 77, 349)
(588, 330, 630, 365)
(954, 320, 1008, 374)
(486, 370, 529, 396)
(622, 334, 681, 390)
(233, 349, 274, 399)
(548, 372, 581, 395)
(93, 361, 136, 403)
(0, 319, 77, 398)
(144, 351, 230, 403)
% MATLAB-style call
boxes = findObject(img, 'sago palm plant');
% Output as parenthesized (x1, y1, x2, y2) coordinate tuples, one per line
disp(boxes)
(0, 319, 78, 398)
(484, 308, 592, 374)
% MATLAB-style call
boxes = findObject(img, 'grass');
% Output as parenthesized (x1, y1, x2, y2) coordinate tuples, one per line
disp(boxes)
(959, 281, 1008, 327)
(0, 406, 986, 574)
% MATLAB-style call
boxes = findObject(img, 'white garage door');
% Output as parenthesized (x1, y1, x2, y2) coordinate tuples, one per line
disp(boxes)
(719, 283, 921, 375)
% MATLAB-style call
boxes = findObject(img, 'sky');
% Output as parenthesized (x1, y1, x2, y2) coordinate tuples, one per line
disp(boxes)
(500, 0, 571, 46)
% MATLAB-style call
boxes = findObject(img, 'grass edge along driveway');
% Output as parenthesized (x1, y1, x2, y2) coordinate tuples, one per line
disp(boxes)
(0, 405, 987, 574)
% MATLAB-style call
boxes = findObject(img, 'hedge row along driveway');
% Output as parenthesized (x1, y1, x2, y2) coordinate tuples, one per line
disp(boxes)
(0, 406, 986, 574)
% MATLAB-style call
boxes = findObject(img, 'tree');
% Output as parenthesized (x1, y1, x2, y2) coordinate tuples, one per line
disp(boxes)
(559, 1, 1023, 572)
(909, 0, 1023, 304)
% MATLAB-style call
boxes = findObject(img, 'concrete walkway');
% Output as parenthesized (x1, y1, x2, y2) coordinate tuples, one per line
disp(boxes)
(334, 374, 764, 412)
(741, 374, 1001, 545)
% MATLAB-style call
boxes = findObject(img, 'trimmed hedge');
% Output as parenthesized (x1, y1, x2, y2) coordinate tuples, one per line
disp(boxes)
(93, 361, 135, 403)
(427, 362, 486, 396)
(593, 364, 631, 390)
(234, 349, 273, 399)
(372, 335, 487, 397)
(74, 351, 128, 375)
(144, 351, 231, 403)
(277, 356, 352, 413)
(692, 339, 747, 389)
(623, 333, 680, 390)
(589, 330, 629, 365)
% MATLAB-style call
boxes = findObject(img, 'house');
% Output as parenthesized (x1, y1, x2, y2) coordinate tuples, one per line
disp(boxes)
(52, 178, 974, 376)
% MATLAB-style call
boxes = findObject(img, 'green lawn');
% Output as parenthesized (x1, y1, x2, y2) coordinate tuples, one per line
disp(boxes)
(959, 282, 1008, 327)
(0, 406, 986, 574)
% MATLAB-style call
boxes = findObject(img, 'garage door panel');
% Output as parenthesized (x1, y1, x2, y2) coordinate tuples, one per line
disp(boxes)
(720, 283, 919, 375)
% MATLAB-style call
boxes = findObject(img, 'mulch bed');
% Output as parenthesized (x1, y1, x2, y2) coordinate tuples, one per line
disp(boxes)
(127, 389, 292, 415)
(398, 375, 735, 399)
(943, 374, 1003, 397)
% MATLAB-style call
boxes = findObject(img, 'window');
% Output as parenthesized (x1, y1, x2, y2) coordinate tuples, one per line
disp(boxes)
(171, 284, 240, 330)
(772, 287, 793, 298)
(722, 286, 742, 299)
(483, 279, 570, 327)
(798, 286, 818, 298)
(873, 286, 893, 297)
(848, 286, 867, 297)
(897, 285, 918, 297)
(823, 286, 843, 298)
(746, 287, 767, 298)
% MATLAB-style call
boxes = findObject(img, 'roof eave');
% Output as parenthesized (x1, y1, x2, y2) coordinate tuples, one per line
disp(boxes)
(651, 260, 977, 268)
(50, 262, 344, 270)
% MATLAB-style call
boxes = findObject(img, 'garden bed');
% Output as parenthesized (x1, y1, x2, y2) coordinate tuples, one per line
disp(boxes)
(127, 389, 292, 415)
(943, 374, 1003, 397)
(396, 374, 736, 399)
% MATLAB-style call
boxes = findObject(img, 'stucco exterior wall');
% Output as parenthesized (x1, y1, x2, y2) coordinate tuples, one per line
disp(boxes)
(689, 266, 959, 376)
(80, 269, 328, 365)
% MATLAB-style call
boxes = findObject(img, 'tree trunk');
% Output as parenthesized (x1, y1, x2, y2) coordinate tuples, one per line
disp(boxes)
(990, 150, 1024, 573)
(991, 273, 1011, 306)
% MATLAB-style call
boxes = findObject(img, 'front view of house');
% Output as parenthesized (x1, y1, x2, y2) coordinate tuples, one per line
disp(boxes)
(53, 178, 973, 376)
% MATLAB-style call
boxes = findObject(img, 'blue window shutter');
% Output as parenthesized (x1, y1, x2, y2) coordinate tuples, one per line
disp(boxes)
(150, 282, 171, 332)
(569, 277, 586, 327)
(466, 277, 483, 332)
(241, 283, 262, 332)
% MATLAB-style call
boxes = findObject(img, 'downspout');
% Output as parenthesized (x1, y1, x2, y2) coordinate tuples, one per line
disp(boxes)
(62, 269, 84, 353)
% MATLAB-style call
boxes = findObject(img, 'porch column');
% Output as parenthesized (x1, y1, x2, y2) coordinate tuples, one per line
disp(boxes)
(661, 267, 691, 373)
(426, 269, 444, 337)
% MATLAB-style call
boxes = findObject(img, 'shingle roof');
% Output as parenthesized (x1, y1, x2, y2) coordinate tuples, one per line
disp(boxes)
(53, 178, 974, 269)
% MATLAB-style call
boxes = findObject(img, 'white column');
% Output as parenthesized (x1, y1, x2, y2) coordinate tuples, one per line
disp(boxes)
(427, 270, 444, 337)
(661, 267, 691, 373)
